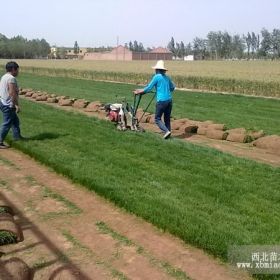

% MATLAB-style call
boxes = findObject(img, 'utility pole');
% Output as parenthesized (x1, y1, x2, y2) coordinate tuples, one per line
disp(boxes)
(116, 36, 119, 61)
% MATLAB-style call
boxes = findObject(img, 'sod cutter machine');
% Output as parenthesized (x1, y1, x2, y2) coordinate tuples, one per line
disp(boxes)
(104, 91, 156, 132)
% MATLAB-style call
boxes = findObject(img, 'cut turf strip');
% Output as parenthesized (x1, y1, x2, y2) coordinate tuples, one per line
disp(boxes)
(16, 73, 280, 135)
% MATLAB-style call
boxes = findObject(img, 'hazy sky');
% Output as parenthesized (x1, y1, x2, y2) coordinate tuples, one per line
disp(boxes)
(1, 0, 279, 48)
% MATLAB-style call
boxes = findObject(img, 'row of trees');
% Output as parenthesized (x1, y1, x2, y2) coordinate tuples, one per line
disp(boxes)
(53, 41, 115, 59)
(1, 28, 279, 60)
(125, 40, 146, 52)
(167, 28, 280, 59)
(89, 46, 113, 52)
(0, 33, 50, 59)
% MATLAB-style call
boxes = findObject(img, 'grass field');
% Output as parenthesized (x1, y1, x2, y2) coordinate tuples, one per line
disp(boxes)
(1, 71, 280, 279)
(4, 98, 279, 265)
(18, 73, 280, 135)
(2, 59, 280, 82)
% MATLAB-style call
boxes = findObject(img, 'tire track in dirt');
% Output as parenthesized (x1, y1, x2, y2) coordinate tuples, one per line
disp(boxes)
(0, 152, 188, 280)
(0, 155, 113, 279)
(0, 149, 251, 280)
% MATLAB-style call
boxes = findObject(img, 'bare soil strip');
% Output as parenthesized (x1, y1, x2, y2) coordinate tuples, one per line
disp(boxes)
(0, 149, 250, 279)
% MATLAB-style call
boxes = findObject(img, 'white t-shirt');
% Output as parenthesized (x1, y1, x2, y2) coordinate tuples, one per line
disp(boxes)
(0, 73, 18, 107)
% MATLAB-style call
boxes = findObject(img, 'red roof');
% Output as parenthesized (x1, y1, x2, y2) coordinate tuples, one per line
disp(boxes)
(149, 47, 172, 54)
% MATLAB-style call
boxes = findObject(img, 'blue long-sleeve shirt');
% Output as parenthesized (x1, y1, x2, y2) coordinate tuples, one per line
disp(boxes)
(143, 74, 175, 102)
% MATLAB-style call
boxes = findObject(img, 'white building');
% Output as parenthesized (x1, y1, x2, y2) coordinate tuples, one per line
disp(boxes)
(184, 55, 194, 61)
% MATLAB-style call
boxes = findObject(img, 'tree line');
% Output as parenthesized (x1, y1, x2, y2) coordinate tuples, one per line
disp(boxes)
(0, 33, 50, 59)
(1, 28, 279, 60)
(167, 28, 280, 60)
(125, 40, 146, 52)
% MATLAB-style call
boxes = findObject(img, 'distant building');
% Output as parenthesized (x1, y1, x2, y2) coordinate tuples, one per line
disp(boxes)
(132, 47, 173, 60)
(65, 48, 88, 59)
(50, 47, 57, 58)
(184, 55, 194, 61)
(84, 45, 132, 61)
(84, 45, 173, 61)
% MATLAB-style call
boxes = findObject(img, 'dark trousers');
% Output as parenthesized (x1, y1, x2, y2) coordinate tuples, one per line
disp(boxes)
(0, 102, 21, 142)
(155, 100, 172, 133)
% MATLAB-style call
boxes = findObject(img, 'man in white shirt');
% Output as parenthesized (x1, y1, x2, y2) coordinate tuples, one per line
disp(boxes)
(0, 61, 23, 148)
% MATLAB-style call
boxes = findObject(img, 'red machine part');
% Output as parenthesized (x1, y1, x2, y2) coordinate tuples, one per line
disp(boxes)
(108, 110, 119, 122)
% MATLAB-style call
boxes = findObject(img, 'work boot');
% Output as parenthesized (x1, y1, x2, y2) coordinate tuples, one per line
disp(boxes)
(0, 142, 10, 149)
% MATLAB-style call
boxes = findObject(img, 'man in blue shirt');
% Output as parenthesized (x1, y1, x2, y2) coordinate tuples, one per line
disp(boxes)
(134, 60, 175, 139)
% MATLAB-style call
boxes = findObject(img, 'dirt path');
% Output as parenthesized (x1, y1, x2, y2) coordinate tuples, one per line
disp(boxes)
(186, 134, 280, 166)
(24, 96, 280, 167)
(0, 149, 250, 280)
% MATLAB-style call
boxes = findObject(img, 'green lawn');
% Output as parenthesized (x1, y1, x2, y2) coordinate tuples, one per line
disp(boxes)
(18, 73, 280, 135)
(3, 99, 279, 264)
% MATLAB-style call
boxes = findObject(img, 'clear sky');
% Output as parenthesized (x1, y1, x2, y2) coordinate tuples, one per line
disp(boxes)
(1, 0, 279, 48)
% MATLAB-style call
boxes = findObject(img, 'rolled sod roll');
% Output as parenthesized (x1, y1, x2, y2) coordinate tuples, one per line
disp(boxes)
(47, 97, 58, 103)
(0, 201, 14, 216)
(135, 109, 144, 119)
(19, 89, 26, 95)
(24, 91, 34, 97)
(184, 125, 198, 133)
(208, 123, 226, 131)
(58, 99, 73, 106)
(226, 128, 247, 134)
(206, 129, 228, 140)
(57, 95, 69, 100)
(253, 135, 280, 155)
(31, 93, 38, 99)
(143, 114, 152, 123)
(0, 213, 23, 243)
(0, 257, 31, 280)
(137, 112, 151, 123)
(22, 88, 33, 93)
(84, 101, 102, 112)
(226, 132, 250, 143)
(36, 95, 48, 101)
(197, 127, 207, 135)
(148, 114, 155, 124)
(248, 130, 265, 140)
(73, 99, 89, 109)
